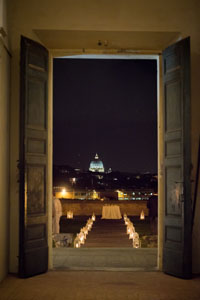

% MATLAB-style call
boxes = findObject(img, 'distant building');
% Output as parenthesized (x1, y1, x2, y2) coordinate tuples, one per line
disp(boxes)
(53, 186, 101, 200)
(116, 189, 154, 201)
(53, 159, 156, 201)
(53, 185, 153, 201)
(89, 153, 105, 173)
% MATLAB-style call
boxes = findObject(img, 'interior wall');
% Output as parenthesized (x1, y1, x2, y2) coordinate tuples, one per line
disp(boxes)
(0, 38, 10, 282)
(7, 0, 200, 273)
(0, 0, 10, 282)
(0, 0, 8, 43)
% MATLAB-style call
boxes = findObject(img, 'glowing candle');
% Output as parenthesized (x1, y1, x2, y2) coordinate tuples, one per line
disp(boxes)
(74, 237, 80, 248)
(140, 210, 145, 220)
(67, 211, 73, 219)
(92, 213, 96, 221)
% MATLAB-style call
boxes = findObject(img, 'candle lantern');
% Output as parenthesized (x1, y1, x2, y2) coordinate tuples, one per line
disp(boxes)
(82, 226, 88, 236)
(78, 232, 85, 244)
(74, 215, 96, 248)
(140, 210, 145, 220)
(74, 237, 80, 248)
(125, 218, 129, 225)
(92, 213, 96, 221)
(67, 210, 73, 219)
(133, 237, 140, 248)
(129, 231, 134, 239)
(127, 226, 132, 235)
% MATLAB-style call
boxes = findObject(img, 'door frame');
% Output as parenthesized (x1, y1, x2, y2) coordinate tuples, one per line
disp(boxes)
(47, 50, 164, 270)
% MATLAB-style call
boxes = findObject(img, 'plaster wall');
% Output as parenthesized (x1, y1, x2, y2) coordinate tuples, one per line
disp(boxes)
(0, 0, 10, 282)
(0, 0, 7, 34)
(0, 39, 10, 282)
(7, 0, 200, 273)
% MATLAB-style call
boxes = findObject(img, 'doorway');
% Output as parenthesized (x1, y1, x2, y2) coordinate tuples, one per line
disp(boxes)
(19, 36, 191, 278)
(52, 54, 160, 270)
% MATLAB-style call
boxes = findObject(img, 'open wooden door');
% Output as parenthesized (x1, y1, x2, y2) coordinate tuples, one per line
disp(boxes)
(19, 36, 49, 277)
(162, 37, 192, 278)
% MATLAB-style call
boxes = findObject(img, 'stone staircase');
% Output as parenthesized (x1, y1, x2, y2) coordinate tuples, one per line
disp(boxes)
(82, 218, 132, 248)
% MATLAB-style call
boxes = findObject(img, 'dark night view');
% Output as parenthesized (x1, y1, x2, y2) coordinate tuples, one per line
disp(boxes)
(52, 57, 159, 253)
(53, 58, 157, 173)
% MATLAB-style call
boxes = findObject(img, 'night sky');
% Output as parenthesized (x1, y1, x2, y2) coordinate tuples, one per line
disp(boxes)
(53, 58, 157, 173)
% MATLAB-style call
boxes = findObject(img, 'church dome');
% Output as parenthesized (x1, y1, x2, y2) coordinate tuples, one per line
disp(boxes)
(89, 153, 105, 173)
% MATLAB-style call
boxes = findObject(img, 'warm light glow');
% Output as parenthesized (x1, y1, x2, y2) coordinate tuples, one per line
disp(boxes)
(140, 210, 145, 220)
(92, 190, 98, 199)
(92, 213, 96, 221)
(127, 226, 131, 234)
(61, 188, 67, 197)
(87, 224, 92, 231)
(67, 210, 73, 219)
(82, 226, 88, 235)
(133, 237, 140, 248)
(125, 219, 128, 225)
(129, 231, 134, 239)
(74, 237, 80, 248)
(117, 190, 124, 200)
(124, 215, 140, 248)
(86, 218, 93, 231)
(73, 216, 96, 248)
(78, 232, 85, 244)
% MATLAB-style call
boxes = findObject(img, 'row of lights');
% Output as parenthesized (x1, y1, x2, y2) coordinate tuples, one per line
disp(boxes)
(74, 213, 96, 248)
(124, 214, 140, 248)
(62, 188, 99, 199)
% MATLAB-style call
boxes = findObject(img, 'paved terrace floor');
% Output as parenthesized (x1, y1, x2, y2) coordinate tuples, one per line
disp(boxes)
(1, 271, 200, 300)
(53, 248, 157, 270)
(54, 217, 157, 270)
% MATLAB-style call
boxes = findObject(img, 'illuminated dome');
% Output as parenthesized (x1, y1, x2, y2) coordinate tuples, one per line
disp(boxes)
(89, 153, 105, 173)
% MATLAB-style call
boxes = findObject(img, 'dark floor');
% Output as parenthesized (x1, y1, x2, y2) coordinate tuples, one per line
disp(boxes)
(1, 271, 200, 300)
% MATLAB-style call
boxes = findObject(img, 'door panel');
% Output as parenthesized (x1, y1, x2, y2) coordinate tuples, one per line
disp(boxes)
(19, 36, 48, 278)
(163, 37, 191, 278)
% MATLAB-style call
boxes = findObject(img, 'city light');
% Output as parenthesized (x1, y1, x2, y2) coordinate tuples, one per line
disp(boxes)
(61, 188, 67, 197)
(72, 178, 76, 184)
(92, 190, 98, 199)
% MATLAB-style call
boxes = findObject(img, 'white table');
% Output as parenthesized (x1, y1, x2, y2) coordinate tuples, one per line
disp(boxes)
(102, 205, 122, 219)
